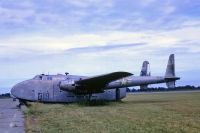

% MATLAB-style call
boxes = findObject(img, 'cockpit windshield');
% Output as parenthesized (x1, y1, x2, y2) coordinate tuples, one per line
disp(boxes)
(33, 75, 52, 80)
(33, 75, 42, 80)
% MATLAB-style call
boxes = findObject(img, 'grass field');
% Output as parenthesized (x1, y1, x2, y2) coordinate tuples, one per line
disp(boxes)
(25, 91, 200, 133)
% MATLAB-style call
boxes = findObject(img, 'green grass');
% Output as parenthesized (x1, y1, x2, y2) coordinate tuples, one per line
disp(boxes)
(25, 91, 200, 133)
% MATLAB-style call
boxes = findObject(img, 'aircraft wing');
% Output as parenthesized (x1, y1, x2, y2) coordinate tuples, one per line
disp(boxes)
(75, 71, 133, 93)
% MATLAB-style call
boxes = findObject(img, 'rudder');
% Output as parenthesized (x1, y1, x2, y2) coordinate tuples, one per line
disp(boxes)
(165, 54, 175, 78)
(140, 61, 150, 90)
(140, 61, 150, 76)
(165, 54, 180, 88)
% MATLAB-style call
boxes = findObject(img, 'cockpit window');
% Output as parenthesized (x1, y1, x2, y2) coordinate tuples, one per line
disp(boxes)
(33, 75, 52, 80)
(47, 76, 52, 80)
(33, 75, 42, 80)
(42, 76, 52, 80)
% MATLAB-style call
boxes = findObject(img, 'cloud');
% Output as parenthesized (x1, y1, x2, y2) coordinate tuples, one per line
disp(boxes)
(0, 0, 199, 33)
(163, 4, 176, 14)
(1, 22, 200, 58)
(139, 0, 156, 7)
(64, 0, 114, 9)
(0, 0, 200, 90)
(66, 43, 145, 53)
(0, 31, 174, 56)
(0, 6, 34, 24)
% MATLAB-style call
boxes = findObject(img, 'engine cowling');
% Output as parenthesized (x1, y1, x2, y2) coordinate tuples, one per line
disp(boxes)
(59, 80, 76, 92)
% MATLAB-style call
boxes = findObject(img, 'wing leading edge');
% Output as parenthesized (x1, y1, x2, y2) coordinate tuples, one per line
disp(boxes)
(76, 71, 132, 85)
(74, 71, 133, 94)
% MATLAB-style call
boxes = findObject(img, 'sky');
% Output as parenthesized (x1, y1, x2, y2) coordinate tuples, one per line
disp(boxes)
(0, 0, 200, 93)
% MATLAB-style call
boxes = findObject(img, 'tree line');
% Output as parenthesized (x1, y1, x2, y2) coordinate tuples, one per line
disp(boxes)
(126, 85, 200, 92)
(0, 93, 10, 98)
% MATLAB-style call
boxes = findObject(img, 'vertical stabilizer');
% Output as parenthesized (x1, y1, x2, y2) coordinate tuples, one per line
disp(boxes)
(165, 54, 175, 78)
(140, 61, 150, 89)
(165, 54, 180, 88)
(140, 61, 150, 76)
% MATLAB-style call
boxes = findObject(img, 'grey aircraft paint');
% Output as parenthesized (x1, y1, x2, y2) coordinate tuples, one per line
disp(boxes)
(11, 54, 180, 103)
(140, 61, 150, 89)
(140, 61, 150, 76)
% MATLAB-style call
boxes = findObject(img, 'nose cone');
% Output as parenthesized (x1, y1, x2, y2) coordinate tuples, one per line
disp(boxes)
(11, 85, 18, 98)
(11, 80, 34, 100)
(11, 82, 26, 99)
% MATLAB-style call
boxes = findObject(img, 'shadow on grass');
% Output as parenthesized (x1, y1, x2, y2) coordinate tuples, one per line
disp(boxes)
(124, 100, 169, 105)
(25, 99, 169, 108)
(77, 100, 123, 107)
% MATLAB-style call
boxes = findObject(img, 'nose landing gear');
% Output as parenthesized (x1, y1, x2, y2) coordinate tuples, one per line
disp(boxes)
(16, 99, 29, 108)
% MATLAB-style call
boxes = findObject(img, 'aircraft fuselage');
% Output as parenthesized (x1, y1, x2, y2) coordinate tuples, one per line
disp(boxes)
(11, 74, 174, 103)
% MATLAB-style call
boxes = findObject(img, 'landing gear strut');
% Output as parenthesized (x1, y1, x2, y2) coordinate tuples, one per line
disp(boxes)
(17, 99, 29, 108)
(88, 93, 92, 101)
(17, 102, 22, 108)
(116, 88, 120, 101)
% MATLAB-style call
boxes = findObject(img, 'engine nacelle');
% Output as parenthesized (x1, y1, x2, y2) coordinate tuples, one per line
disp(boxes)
(59, 80, 76, 92)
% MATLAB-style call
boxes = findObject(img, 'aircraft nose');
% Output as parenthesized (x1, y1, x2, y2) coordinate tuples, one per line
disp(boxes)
(11, 80, 35, 101)
(11, 83, 23, 98)
(11, 80, 30, 99)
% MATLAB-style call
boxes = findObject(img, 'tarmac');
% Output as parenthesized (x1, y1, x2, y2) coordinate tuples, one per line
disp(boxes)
(0, 98, 25, 133)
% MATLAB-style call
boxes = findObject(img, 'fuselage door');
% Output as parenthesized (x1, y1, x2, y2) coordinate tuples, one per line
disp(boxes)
(38, 93, 43, 101)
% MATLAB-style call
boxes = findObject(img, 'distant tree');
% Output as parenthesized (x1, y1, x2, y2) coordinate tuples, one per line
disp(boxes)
(131, 88, 137, 92)
(126, 88, 131, 92)
(136, 85, 200, 92)
(0, 93, 10, 98)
